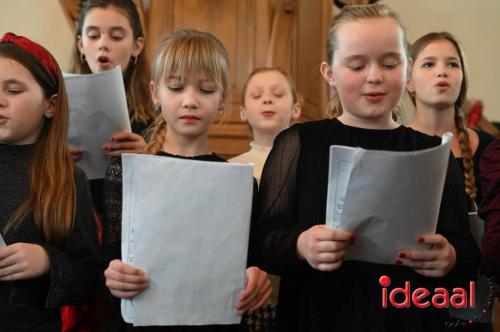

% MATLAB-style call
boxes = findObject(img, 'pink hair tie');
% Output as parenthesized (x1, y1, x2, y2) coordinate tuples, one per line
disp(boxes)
(0, 32, 59, 81)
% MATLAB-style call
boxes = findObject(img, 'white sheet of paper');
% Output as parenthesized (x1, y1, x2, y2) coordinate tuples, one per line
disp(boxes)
(120, 154, 254, 326)
(0, 233, 5, 247)
(326, 133, 453, 264)
(64, 66, 131, 179)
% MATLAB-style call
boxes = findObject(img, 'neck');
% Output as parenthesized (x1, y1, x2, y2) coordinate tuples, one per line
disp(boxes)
(162, 130, 211, 157)
(337, 112, 399, 130)
(410, 102, 457, 137)
(252, 130, 277, 148)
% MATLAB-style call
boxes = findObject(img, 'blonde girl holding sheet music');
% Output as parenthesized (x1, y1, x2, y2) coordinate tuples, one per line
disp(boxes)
(0, 33, 100, 331)
(251, 4, 480, 332)
(102, 29, 271, 331)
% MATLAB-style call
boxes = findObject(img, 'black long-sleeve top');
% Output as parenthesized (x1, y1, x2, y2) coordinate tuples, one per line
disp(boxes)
(252, 119, 481, 332)
(0, 143, 100, 331)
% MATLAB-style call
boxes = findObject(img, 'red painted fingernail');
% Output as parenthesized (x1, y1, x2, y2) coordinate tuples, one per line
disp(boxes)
(399, 252, 406, 258)
(395, 259, 403, 265)
(417, 236, 425, 243)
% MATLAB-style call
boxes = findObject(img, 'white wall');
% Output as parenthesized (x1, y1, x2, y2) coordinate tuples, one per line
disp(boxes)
(0, 0, 74, 71)
(383, 0, 500, 122)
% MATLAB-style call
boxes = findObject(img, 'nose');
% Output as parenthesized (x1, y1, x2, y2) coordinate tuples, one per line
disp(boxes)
(97, 35, 110, 51)
(182, 87, 199, 110)
(0, 93, 7, 108)
(435, 62, 448, 78)
(367, 65, 383, 84)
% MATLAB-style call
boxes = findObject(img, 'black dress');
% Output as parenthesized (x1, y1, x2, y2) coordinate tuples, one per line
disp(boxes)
(0, 143, 100, 332)
(102, 151, 248, 332)
(251, 119, 481, 332)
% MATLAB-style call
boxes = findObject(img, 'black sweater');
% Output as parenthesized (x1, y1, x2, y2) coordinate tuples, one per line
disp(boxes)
(0, 143, 100, 332)
(252, 119, 481, 332)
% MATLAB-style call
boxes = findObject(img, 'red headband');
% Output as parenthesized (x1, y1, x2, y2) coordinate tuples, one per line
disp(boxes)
(0, 32, 59, 81)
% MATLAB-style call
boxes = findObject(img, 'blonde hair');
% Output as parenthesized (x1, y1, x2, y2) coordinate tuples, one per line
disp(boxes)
(325, 3, 409, 118)
(408, 32, 476, 208)
(1, 43, 76, 245)
(145, 29, 230, 154)
(73, 0, 154, 126)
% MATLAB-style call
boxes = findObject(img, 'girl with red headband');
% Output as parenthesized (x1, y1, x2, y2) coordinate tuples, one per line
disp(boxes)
(0, 32, 100, 331)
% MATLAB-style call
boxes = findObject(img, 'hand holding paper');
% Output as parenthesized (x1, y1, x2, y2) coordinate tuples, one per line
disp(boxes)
(296, 225, 354, 272)
(397, 234, 457, 277)
(325, 133, 453, 265)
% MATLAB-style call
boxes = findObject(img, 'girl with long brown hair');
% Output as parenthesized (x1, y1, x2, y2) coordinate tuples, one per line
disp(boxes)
(0, 32, 100, 331)
(407, 32, 495, 213)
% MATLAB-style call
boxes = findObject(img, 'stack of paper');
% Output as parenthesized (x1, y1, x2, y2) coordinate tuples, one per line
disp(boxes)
(325, 133, 453, 264)
(64, 66, 131, 179)
(121, 154, 254, 326)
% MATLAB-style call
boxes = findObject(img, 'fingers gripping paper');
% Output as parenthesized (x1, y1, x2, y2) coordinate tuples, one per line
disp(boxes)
(120, 154, 254, 326)
(325, 133, 453, 264)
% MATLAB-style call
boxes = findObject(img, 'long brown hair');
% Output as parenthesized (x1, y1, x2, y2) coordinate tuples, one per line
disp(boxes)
(1, 43, 76, 244)
(408, 32, 476, 208)
(73, 0, 154, 126)
(325, 4, 409, 118)
(145, 29, 230, 155)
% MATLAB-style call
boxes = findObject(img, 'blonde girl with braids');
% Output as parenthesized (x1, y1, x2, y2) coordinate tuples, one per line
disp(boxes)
(252, 4, 480, 331)
(102, 29, 271, 331)
(407, 32, 495, 212)
(0, 33, 100, 331)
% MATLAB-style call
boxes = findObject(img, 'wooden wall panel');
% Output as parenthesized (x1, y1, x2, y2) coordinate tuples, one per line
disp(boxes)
(59, 0, 333, 158)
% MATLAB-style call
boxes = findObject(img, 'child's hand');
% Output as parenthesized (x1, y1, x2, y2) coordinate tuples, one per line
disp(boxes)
(235, 266, 272, 314)
(0, 243, 49, 280)
(397, 234, 456, 277)
(296, 225, 354, 272)
(69, 146, 84, 161)
(102, 131, 146, 157)
(104, 259, 149, 299)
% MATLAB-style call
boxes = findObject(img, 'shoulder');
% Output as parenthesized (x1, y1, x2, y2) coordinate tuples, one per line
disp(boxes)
(402, 126, 442, 149)
(229, 151, 251, 164)
(473, 129, 496, 156)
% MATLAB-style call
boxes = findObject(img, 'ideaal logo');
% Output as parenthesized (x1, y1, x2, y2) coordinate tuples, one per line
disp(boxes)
(379, 275, 475, 309)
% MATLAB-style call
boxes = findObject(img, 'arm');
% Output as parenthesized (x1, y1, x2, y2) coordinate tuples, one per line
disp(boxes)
(102, 159, 148, 299)
(44, 169, 101, 307)
(480, 139, 500, 280)
(251, 127, 353, 276)
(402, 155, 481, 283)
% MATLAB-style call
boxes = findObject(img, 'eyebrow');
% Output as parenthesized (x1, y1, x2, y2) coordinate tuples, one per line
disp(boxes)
(85, 26, 127, 33)
(2, 79, 26, 85)
(419, 56, 460, 61)
(344, 52, 402, 61)
(167, 76, 216, 83)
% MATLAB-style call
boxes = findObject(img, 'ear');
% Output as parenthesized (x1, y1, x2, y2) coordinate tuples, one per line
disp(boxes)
(44, 94, 57, 119)
(291, 102, 302, 121)
(76, 36, 84, 55)
(132, 36, 145, 58)
(150, 81, 159, 105)
(239, 105, 247, 122)
(405, 57, 415, 93)
(320, 62, 336, 88)
(218, 90, 228, 112)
